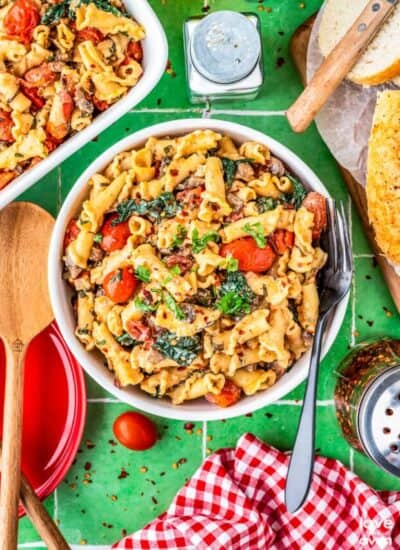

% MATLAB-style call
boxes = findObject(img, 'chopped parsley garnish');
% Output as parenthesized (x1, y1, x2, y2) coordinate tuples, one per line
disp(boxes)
(153, 331, 201, 366)
(135, 266, 151, 283)
(171, 224, 187, 248)
(163, 292, 185, 320)
(221, 158, 253, 185)
(134, 297, 156, 313)
(169, 265, 181, 276)
(112, 193, 181, 225)
(191, 228, 220, 254)
(256, 197, 278, 213)
(243, 222, 266, 248)
(93, 233, 103, 244)
(116, 333, 140, 347)
(225, 256, 239, 272)
(284, 175, 307, 209)
(217, 271, 255, 317)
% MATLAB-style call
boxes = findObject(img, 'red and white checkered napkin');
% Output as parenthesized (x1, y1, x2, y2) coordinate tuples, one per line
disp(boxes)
(113, 433, 400, 550)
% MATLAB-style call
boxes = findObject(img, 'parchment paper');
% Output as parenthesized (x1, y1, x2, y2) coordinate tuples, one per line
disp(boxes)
(306, 7, 398, 186)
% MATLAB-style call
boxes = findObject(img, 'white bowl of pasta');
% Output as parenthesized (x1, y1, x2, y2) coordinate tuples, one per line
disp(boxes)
(49, 119, 349, 421)
(0, 0, 167, 209)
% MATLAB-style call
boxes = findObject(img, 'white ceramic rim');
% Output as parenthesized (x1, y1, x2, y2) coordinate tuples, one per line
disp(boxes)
(49, 118, 349, 421)
(0, 0, 168, 209)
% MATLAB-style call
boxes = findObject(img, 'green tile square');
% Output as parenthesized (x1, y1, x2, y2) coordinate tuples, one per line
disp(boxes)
(353, 450, 400, 492)
(55, 402, 203, 545)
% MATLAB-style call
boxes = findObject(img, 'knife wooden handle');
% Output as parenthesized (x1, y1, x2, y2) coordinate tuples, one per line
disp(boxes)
(287, 0, 398, 133)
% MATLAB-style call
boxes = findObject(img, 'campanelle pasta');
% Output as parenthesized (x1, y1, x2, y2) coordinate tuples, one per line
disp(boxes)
(63, 131, 328, 407)
(0, 0, 145, 191)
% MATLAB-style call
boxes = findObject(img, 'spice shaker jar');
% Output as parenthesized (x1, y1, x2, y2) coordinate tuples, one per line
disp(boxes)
(335, 339, 400, 476)
(184, 11, 263, 104)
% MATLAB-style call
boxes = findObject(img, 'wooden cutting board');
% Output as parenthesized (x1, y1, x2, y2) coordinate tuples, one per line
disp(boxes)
(290, 15, 400, 313)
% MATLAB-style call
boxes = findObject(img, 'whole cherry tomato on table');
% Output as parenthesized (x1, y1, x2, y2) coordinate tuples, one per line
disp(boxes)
(113, 411, 158, 451)
(205, 380, 242, 408)
(103, 267, 138, 304)
(0, 110, 14, 143)
(100, 213, 131, 252)
(302, 192, 327, 241)
(4, 0, 39, 44)
(220, 237, 276, 273)
(270, 229, 295, 255)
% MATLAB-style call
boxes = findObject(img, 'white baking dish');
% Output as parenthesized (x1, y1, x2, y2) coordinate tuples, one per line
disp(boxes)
(0, 0, 168, 210)
(49, 118, 349, 421)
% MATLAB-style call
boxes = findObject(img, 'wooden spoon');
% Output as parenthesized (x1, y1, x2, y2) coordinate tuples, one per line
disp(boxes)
(0, 202, 54, 549)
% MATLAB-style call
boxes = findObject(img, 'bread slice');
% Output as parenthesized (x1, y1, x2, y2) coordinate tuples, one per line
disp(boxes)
(318, 0, 400, 86)
(367, 91, 400, 266)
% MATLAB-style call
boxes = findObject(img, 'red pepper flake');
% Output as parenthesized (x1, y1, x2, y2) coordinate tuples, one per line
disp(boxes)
(85, 439, 95, 449)
(152, 496, 158, 504)
(184, 422, 195, 431)
(108, 439, 117, 446)
(118, 468, 130, 480)
(178, 457, 187, 465)
(84, 462, 91, 471)
(170, 168, 179, 177)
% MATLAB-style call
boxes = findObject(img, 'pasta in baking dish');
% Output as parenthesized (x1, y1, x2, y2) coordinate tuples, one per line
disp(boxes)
(0, 0, 145, 190)
(63, 130, 328, 407)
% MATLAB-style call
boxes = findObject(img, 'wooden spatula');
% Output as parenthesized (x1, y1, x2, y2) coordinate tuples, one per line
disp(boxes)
(0, 202, 54, 549)
(287, 0, 399, 133)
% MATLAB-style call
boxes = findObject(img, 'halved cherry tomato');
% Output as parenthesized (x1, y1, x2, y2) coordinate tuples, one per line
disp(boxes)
(302, 192, 327, 241)
(205, 380, 242, 408)
(24, 63, 56, 88)
(270, 229, 294, 255)
(126, 320, 152, 342)
(100, 213, 131, 252)
(45, 132, 60, 153)
(122, 40, 143, 65)
(46, 91, 74, 141)
(63, 218, 80, 249)
(0, 170, 16, 190)
(92, 96, 109, 112)
(20, 83, 45, 110)
(220, 237, 276, 273)
(176, 186, 203, 207)
(113, 411, 157, 451)
(103, 267, 138, 304)
(4, 0, 40, 44)
(76, 27, 104, 44)
(0, 110, 14, 143)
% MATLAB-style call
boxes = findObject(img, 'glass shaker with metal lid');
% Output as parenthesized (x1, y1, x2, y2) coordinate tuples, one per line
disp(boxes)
(335, 339, 400, 476)
(184, 10, 263, 104)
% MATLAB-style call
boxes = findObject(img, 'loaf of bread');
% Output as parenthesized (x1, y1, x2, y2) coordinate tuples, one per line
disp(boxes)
(318, 0, 400, 86)
(367, 91, 400, 267)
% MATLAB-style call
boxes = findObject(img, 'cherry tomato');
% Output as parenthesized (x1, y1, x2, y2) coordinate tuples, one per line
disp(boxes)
(126, 320, 152, 342)
(270, 229, 295, 255)
(92, 96, 109, 112)
(220, 237, 276, 273)
(20, 83, 45, 110)
(46, 91, 74, 141)
(4, 0, 39, 44)
(0, 170, 16, 189)
(0, 110, 14, 143)
(302, 192, 327, 241)
(176, 186, 203, 207)
(122, 40, 143, 64)
(113, 411, 157, 451)
(63, 218, 80, 249)
(103, 267, 138, 304)
(24, 63, 56, 87)
(45, 132, 60, 153)
(205, 380, 242, 408)
(100, 213, 131, 252)
(76, 27, 104, 44)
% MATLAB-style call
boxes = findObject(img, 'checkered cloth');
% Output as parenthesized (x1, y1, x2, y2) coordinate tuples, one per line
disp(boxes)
(113, 433, 400, 549)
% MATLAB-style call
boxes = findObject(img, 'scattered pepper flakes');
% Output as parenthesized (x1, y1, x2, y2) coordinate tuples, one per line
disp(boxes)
(178, 457, 187, 465)
(139, 466, 148, 473)
(245, 413, 253, 418)
(195, 428, 203, 436)
(206, 435, 213, 442)
(265, 412, 273, 418)
(160, 471, 166, 476)
(383, 306, 393, 317)
(118, 468, 130, 479)
(265, 6, 272, 13)
(184, 422, 195, 431)
(365, 274, 372, 280)
(84, 462, 91, 471)
(299, 2, 305, 8)
(175, 435, 182, 441)
(172, 463, 178, 470)
(69, 483, 77, 490)
(85, 439, 95, 449)
(166, 60, 176, 78)
(122, 529, 127, 537)
(84, 473, 91, 480)
(276, 57, 285, 69)
(110, 495, 118, 502)
(353, 330, 360, 338)
(206, 448, 212, 455)
(152, 496, 158, 504)
(366, 320, 374, 327)
(201, 4, 210, 12)
(79, 540, 87, 545)
(108, 439, 117, 446)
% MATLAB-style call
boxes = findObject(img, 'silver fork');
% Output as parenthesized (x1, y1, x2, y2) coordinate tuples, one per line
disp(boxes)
(285, 200, 353, 514)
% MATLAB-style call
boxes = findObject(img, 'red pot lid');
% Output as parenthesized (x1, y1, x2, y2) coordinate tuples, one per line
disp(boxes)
(0, 322, 86, 517)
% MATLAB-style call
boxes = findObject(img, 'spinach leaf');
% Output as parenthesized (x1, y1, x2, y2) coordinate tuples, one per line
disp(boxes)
(221, 158, 253, 186)
(135, 266, 151, 283)
(41, 0, 69, 24)
(284, 175, 307, 209)
(116, 333, 140, 347)
(134, 297, 156, 313)
(163, 292, 185, 320)
(256, 197, 278, 213)
(225, 256, 239, 272)
(171, 224, 187, 248)
(113, 193, 181, 225)
(243, 222, 266, 248)
(93, 233, 103, 244)
(217, 271, 255, 316)
(153, 331, 201, 366)
(191, 228, 220, 254)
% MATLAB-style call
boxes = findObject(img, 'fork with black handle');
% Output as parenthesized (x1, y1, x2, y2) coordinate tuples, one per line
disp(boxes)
(285, 200, 353, 514)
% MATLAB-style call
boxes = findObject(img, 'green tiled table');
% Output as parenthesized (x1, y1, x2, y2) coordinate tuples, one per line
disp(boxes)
(17, 0, 400, 547)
